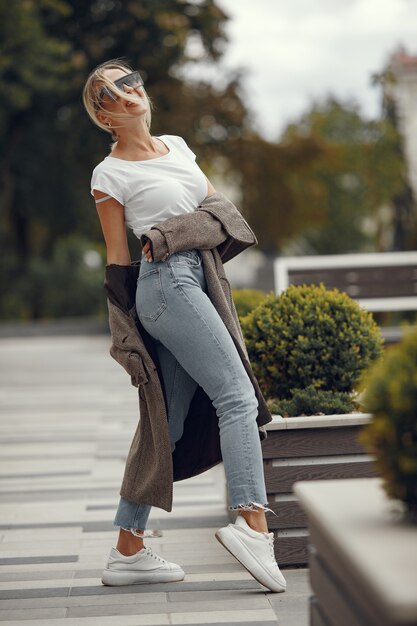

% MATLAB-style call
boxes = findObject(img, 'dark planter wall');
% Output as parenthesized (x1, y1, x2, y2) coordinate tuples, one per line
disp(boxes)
(261, 419, 378, 567)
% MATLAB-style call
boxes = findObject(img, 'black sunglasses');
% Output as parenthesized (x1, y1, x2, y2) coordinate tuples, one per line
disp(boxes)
(99, 70, 144, 102)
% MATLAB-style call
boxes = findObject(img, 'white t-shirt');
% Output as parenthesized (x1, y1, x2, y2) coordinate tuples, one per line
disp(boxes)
(90, 134, 208, 240)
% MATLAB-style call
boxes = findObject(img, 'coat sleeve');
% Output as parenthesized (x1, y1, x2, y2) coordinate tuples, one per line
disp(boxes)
(140, 210, 228, 262)
(107, 299, 149, 388)
(104, 263, 151, 388)
(140, 191, 257, 263)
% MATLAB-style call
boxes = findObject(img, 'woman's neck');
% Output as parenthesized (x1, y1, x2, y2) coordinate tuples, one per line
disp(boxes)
(112, 119, 164, 159)
(111, 134, 167, 160)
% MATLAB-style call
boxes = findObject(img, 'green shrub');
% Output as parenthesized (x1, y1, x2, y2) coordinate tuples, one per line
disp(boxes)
(241, 282, 384, 405)
(268, 385, 359, 417)
(357, 327, 417, 522)
(231, 288, 268, 320)
(0, 235, 107, 320)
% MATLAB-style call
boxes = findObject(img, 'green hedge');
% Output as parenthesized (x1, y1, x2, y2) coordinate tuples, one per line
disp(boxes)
(0, 235, 107, 320)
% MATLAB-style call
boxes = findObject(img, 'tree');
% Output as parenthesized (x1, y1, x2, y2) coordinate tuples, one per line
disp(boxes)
(240, 96, 413, 255)
(0, 0, 251, 319)
(371, 67, 416, 251)
(233, 131, 327, 255)
(0, 0, 73, 264)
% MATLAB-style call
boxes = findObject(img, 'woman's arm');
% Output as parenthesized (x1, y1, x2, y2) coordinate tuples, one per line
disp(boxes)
(94, 173, 217, 263)
(205, 175, 216, 197)
(93, 190, 131, 265)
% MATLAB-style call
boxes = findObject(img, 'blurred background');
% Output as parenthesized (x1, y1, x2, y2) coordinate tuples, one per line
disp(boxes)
(0, 0, 416, 323)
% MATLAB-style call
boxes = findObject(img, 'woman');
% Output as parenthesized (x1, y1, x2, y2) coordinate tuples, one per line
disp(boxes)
(82, 58, 286, 593)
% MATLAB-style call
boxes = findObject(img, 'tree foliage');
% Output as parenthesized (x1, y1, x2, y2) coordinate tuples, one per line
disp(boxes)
(0, 0, 250, 319)
(0, 3, 414, 319)
(235, 132, 327, 254)
(240, 96, 415, 255)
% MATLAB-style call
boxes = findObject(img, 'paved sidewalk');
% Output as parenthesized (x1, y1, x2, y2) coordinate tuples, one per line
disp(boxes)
(0, 334, 311, 625)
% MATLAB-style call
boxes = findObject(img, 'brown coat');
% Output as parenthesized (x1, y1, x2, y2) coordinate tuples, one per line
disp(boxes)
(104, 191, 272, 511)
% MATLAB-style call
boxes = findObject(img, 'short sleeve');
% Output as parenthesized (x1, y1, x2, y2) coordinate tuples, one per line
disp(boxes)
(90, 165, 126, 206)
(174, 135, 197, 161)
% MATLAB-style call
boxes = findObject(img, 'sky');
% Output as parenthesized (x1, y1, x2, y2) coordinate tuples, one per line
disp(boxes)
(191, 0, 417, 142)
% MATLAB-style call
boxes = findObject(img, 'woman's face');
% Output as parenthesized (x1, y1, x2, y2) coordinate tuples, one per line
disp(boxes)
(98, 68, 148, 123)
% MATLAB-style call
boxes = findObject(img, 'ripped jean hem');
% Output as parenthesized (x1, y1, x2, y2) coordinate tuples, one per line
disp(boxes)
(228, 500, 279, 518)
(120, 526, 146, 538)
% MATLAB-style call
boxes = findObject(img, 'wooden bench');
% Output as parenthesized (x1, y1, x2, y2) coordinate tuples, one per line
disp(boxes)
(273, 251, 417, 344)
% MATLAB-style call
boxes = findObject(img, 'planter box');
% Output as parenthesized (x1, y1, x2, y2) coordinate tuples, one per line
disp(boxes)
(259, 412, 377, 567)
(294, 477, 417, 626)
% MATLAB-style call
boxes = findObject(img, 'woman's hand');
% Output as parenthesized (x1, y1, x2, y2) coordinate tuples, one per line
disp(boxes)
(142, 239, 153, 262)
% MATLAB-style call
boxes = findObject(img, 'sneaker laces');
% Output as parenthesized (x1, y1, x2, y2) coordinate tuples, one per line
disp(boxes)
(144, 546, 166, 563)
(266, 532, 279, 567)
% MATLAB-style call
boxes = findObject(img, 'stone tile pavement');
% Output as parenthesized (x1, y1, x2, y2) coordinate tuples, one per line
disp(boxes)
(0, 334, 312, 625)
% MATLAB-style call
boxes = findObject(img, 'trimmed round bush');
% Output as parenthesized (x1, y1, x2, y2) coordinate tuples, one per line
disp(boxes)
(241, 282, 383, 401)
(357, 327, 417, 522)
(231, 288, 268, 320)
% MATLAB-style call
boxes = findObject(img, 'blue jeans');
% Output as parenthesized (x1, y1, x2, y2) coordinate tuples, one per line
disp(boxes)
(113, 248, 274, 533)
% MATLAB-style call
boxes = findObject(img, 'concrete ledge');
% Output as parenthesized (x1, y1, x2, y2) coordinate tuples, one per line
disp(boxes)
(266, 412, 373, 430)
(294, 477, 417, 626)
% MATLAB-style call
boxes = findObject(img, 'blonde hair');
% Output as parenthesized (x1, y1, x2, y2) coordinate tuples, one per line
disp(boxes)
(82, 58, 153, 145)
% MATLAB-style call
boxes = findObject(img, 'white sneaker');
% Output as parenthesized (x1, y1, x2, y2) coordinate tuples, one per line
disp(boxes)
(215, 515, 287, 592)
(101, 545, 185, 586)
